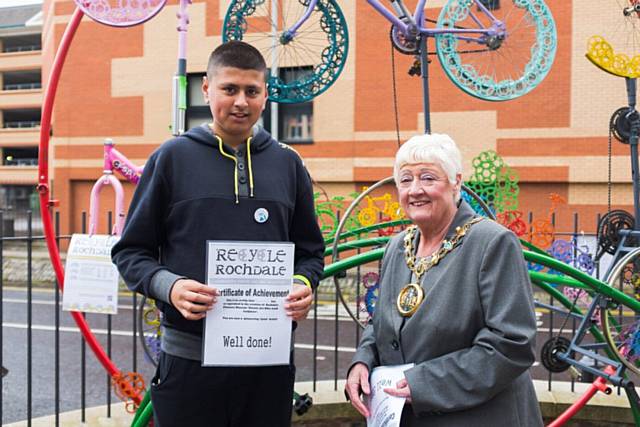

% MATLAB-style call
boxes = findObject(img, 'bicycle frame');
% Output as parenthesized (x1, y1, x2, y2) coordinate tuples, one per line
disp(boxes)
(541, 293, 630, 386)
(172, 0, 191, 136)
(372, 0, 503, 39)
(601, 78, 640, 280)
(284, 0, 504, 44)
(88, 138, 144, 236)
(526, 253, 640, 422)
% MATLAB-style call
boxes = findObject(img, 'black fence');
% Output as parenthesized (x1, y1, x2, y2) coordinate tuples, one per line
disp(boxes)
(0, 210, 42, 238)
(0, 209, 631, 425)
(0, 210, 371, 425)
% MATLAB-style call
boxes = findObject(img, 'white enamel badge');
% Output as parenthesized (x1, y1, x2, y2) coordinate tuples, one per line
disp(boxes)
(254, 208, 269, 223)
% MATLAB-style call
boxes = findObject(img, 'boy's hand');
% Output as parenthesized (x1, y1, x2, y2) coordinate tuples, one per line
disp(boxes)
(170, 279, 219, 320)
(285, 283, 313, 321)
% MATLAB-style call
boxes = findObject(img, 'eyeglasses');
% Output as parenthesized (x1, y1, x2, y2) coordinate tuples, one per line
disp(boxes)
(397, 173, 446, 189)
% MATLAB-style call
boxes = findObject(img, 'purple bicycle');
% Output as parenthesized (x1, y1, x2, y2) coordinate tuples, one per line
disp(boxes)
(223, 0, 557, 103)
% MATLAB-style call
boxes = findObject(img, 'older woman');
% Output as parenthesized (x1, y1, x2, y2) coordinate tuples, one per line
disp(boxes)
(345, 134, 542, 426)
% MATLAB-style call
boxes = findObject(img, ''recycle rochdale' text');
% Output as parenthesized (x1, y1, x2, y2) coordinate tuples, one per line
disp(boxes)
(214, 264, 287, 276)
(213, 247, 289, 277)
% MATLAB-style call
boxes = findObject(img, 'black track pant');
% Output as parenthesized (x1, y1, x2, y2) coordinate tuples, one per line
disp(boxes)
(150, 352, 295, 427)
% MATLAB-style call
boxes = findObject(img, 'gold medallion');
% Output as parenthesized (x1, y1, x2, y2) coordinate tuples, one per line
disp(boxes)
(399, 217, 483, 318)
(396, 283, 425, 317)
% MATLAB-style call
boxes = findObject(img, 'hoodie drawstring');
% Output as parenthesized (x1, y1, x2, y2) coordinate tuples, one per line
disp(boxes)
(215, 135, 254, 204)
(247, 137, 254, 197)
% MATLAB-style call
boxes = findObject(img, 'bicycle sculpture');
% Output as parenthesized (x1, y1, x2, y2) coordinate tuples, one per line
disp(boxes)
(38, 0, 193, 411)
(465, 149, 519, 214)
(586, 0, 640, 79)
(317, 151, 596, 325)
(89, 139, 144, 236)
(314, 191, 361, 238)
(39, 1, 601, 426)
(563, 6, 640, 394)
(86, 141, 166, 367)
(222, 0, 557, 132)
(321, 141, 640, 425)
(326, 183, 640, 425)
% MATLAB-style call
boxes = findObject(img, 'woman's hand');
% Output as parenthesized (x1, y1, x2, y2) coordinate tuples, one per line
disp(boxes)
(384, 378, 412, 402)
(345, 362, 371, 418)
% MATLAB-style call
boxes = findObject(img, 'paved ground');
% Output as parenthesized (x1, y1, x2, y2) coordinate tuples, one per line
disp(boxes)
(0, 285, 626, 424)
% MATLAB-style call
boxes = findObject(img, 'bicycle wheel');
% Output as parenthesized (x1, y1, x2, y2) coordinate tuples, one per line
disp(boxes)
(138, 296, 162, 367)
(331, 179, 495, 329)
(222, 0, 349, 103)
(601, 247, 640, 377)
(73, 0, 167, 27)
(586, 1, 640, 78)
(435, 0, 557, 101)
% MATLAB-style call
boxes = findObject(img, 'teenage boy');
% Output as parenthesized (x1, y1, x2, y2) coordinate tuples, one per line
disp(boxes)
(112, 41, 325, 426)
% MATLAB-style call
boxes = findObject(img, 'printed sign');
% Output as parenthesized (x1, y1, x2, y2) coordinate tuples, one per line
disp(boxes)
(367, 364, 415, 427)
(62, 234, 120, 314)
(203, 241, 294, 366)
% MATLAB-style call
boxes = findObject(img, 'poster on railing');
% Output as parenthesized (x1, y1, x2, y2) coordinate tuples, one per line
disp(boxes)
(367, 363, 415, 427)
(202, 241, 293, 366)
(62, 233, 120, 314)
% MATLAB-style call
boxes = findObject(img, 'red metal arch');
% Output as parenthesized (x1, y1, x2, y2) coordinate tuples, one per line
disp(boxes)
(37, 6, 143, 406)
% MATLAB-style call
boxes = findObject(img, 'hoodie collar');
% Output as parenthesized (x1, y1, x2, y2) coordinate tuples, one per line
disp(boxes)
(180, 124, 274, 204)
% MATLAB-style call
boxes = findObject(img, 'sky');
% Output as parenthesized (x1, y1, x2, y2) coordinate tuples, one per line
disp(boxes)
(0, 0, 42, 7)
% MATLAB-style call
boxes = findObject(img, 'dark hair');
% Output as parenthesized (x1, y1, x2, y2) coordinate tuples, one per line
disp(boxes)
(207, 41, 267, 79)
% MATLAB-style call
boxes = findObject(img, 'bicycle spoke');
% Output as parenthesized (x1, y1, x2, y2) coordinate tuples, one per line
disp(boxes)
(435, 0, 556, 100)
(601, 247, 640, 379)
(223, 0, 348, 103)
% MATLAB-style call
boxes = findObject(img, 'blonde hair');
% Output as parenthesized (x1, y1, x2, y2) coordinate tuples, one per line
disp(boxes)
(394, 133, 463, 201)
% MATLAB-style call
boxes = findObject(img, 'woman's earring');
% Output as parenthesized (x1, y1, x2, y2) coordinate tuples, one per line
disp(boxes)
(205, 98, 209, 104)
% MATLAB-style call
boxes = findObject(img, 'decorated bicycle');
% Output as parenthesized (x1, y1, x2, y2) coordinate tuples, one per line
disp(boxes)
(36, 0, 617, 426)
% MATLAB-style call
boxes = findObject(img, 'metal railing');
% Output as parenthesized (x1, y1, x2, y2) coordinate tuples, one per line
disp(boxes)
(0, 208, 630, 425)
(2, 121, 40, 129)
(2, 83, 42, 91)
(3, 158, 38, 167)
(2, 45, 41, 53)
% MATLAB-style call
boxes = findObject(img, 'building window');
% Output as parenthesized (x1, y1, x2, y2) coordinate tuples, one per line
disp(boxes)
(262, 67, 314, 144)
(3, 147, 38, 166)
(1, 34, 41, 53)
(280, 103, 313, 143)
(478, 0, 500, 10)
(186, 73, 210, 130)
(185, 69, 314, 144)
(0, 185, 37, 210)
(263, 101, 314, 145)
(2, 109, 41, 128)
(2, 70, 41, 91)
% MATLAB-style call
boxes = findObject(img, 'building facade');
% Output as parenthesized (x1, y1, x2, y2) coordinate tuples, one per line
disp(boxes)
(0, 4, 42, 233)
(37, 0, 638, 235)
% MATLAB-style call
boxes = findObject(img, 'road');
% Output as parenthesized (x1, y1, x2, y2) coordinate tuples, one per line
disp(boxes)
(0, 287, 601, 424)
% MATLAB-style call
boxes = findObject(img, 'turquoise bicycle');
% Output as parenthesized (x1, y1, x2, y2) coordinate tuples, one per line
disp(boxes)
(223, 0, 557, 103)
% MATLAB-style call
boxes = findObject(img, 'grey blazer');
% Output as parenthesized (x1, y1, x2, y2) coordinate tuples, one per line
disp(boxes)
(351, 201, 543, 427)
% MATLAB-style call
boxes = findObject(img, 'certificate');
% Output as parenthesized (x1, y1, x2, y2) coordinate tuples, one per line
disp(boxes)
(367, 363, 415, 427)
(62, 233, 120, 314)
(202, 241, 294, 366)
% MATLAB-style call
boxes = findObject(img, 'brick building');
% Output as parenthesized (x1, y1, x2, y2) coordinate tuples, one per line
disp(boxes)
(0, 3, 42, 233)
(36, 0, 639, 235)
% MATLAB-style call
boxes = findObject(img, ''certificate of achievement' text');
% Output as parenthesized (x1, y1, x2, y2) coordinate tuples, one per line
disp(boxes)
(203, 241, 294, 366)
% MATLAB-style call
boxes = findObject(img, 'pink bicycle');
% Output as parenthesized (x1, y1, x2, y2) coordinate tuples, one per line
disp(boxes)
(88, 138, 144, 236)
